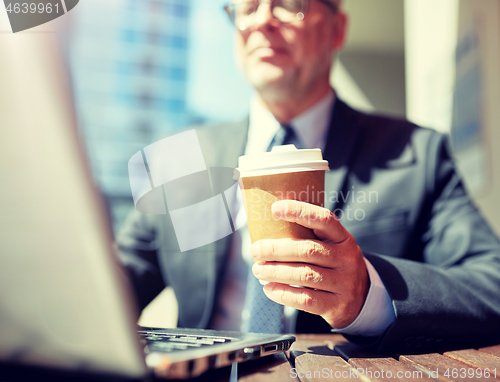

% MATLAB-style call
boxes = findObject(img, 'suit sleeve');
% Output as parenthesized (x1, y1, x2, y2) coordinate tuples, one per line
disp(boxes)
(115, 210, 166, 311)
(346, 132, 500, 353)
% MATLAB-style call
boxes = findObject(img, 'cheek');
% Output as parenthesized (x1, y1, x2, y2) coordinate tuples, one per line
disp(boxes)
(234, 33, 249, 69)
(286, 28, 331, 68)
(302, 17, 334, 56)
(280, 27, 304, 64)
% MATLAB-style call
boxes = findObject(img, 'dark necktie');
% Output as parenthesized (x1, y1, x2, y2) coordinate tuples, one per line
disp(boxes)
(242, 124, 301, 334)
(267, 124, 304, 151)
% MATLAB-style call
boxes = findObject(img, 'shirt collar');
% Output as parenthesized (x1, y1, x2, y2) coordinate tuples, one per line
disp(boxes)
(246, 90, 335, 155)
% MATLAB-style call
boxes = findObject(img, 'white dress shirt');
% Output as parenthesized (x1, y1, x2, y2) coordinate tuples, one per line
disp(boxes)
(210, 91, 395, 337)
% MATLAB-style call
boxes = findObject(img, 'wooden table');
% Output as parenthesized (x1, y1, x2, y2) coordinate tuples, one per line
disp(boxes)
(194, 334, 500, 382)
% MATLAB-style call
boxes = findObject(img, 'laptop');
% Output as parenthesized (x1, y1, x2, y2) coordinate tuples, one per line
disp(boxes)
(0, 15, 294, 381)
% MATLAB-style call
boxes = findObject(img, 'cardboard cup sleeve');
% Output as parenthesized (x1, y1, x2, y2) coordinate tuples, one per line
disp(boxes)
(239, 170, 325, 243)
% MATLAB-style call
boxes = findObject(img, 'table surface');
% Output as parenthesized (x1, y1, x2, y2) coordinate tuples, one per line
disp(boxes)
(195, 334, 500, 382)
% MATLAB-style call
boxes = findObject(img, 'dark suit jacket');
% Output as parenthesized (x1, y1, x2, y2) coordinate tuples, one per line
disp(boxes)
(117, 99, 500, 353)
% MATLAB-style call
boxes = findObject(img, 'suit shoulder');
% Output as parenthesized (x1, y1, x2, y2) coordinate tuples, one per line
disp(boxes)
(357, 109, 418, 134)
(346, 106, 445, 170)
(352, 107, 441, 150)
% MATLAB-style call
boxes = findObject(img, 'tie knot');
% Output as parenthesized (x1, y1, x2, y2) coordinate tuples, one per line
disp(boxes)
(268, 124, 300, 151)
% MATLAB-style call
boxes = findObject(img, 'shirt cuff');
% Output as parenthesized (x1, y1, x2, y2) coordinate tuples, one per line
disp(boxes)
(330, 258, 395, 337)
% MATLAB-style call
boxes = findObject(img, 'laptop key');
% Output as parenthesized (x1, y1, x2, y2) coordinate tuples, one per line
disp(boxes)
(212, 338, 229, 343)
(139, 332, 236, 354)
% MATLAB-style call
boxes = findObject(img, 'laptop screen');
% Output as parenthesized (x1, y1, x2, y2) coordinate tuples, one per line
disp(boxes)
(0, 9, 147, 379)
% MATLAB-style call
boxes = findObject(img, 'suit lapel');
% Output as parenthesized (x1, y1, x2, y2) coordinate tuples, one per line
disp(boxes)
(323, 99, 364, 212)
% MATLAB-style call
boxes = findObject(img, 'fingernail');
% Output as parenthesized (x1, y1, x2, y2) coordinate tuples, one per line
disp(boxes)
(250, 241, 261, 258)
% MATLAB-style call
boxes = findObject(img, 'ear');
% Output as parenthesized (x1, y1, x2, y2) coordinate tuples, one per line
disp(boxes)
(331, 11, 347, 51)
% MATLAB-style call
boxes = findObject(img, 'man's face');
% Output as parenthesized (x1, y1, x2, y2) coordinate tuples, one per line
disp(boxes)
(234, 0, 346, 100)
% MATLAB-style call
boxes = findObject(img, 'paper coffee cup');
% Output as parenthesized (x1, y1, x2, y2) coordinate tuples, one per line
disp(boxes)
(235, 145, 330, 244)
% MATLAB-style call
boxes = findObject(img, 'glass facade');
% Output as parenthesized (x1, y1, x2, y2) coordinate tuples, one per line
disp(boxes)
(69, 0, 193, 232)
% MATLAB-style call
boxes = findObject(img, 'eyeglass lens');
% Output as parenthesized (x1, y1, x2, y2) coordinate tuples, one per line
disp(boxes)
(230, 0, 306, 30)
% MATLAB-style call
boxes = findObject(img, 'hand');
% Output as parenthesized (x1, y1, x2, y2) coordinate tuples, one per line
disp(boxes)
(250, 200, 370, 329)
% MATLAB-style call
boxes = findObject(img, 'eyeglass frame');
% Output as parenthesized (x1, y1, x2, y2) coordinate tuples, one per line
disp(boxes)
(224, 0, 339, 31)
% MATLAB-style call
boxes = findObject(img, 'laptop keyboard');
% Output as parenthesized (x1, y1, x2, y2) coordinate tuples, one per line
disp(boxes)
(138, 330, 235, 353)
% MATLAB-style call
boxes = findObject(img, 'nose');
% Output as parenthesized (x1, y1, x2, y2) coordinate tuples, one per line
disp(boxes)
(253, 0, 278, 29)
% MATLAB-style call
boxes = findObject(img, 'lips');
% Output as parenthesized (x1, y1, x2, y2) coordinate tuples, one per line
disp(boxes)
(249, 46, 289, 58)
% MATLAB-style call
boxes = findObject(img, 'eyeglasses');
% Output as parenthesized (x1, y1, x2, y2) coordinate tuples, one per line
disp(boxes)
(224, 0, 338, 31)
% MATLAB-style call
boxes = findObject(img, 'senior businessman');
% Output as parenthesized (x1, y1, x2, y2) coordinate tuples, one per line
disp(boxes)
(118, 0, 500, 353)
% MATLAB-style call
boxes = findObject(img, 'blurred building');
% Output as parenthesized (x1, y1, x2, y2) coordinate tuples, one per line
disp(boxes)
(69, 0, 191, 232)
(67, 0, 500, 237)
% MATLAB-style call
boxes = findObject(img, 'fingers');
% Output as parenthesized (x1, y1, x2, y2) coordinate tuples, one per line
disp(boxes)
(262, 281, 366, 329)
(257, 200, 369, 328)
(271, 200, 348, 243)
(252, 261, 339, 291)
(252, 249, 370, 328)
(251, 238, 345, 268)
(262, 282, 341, 321)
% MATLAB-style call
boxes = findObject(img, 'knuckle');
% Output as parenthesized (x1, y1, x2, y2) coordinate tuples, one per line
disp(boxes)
(354, 244, 363, 256)
(303, 241, 320, 259)
(279, 287, 288, 303)
(343, 244, 364, 268)
(300, 266, 322, 284)
(269, 240, 278, 256)
(283, 201, 294, 216)
(324, 211, 339, 226)
(296, 204, 308, 219)
(344, 234, 357, 247)
(267, 264, 279, 278)
(301, 291, 315, 308)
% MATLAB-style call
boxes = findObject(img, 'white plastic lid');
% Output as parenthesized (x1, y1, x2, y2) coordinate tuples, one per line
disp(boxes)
(235, 144, 330, 178)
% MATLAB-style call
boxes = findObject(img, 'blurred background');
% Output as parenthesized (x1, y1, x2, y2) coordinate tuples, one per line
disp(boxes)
(61, 0, 500, 235)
